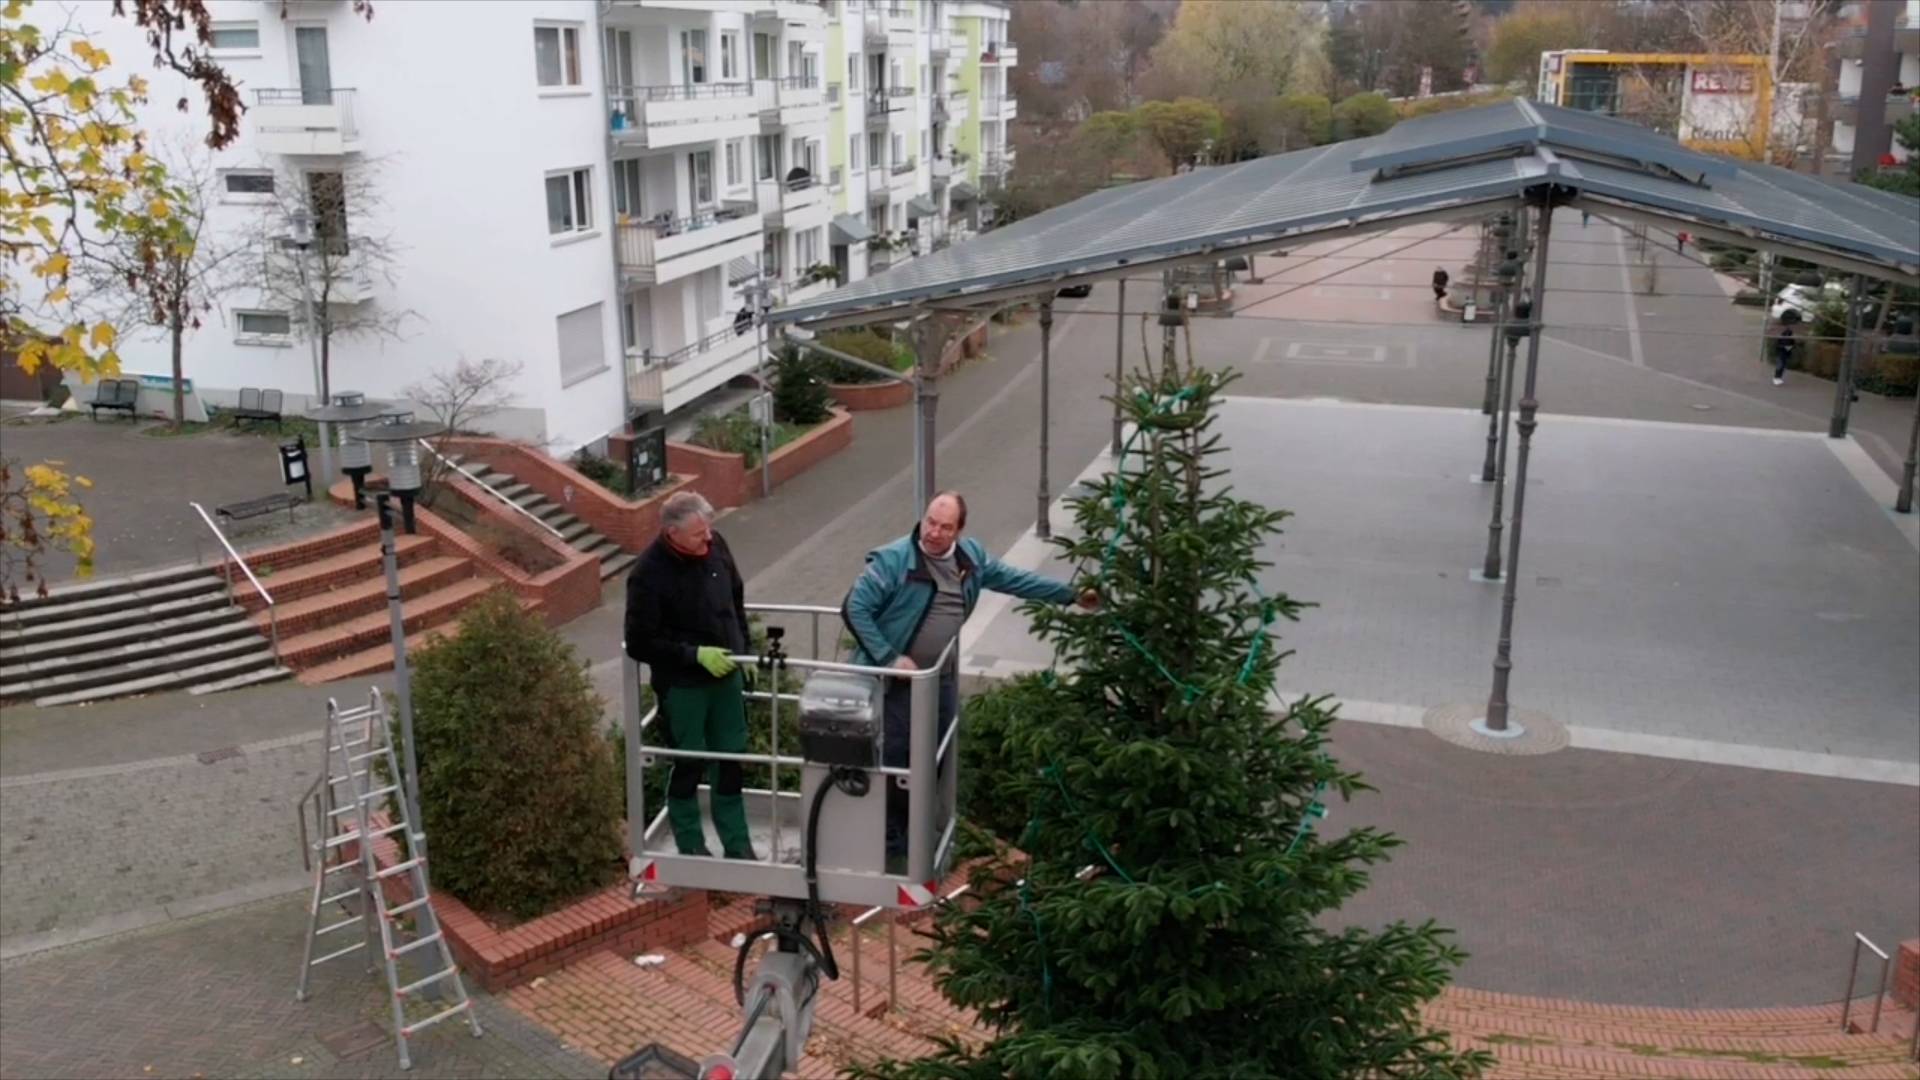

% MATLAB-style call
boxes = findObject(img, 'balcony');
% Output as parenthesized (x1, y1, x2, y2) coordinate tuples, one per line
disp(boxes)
(929, 29, 951, 58)
(931, 95, 949, 122)
(608, 82, 760, 150)
(889, 156, 917, 190)
(251, 88, 359, 155)
(753, 0, 827, 25)
(616, 210, 764, 286)
(931, 155, 953, 184)
(862, 8, 886, 45)
(887, 9, 917, 48)
(866, 162, 889, 189)
(1834, 16, 1919, 60)
(864, 89, 894, 128)
(946, 88, 969, 121)
(887, 84, 916, 125)
(267, 237, 375, 304)
(1832, 91, 1919, 126)
(626, 325, 763, 415)
(755, 75, 827, 130)
(780, 277, 835, 307)
(1001, 96, 1017, 121)
(755, 174, 830, 229)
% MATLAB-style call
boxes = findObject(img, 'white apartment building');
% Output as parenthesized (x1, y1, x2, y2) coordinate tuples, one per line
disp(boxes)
(62, 0, 1014, 453)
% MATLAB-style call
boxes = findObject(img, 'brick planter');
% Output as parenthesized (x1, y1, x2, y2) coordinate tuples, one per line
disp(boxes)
(423, 481, 600, 628)
(827, 379, 912, 411)
(439, 437, 697, 554)
(665, 408, 854, 510)
(1895, 939, 1920, 1010)
(352, 814, 710, 993)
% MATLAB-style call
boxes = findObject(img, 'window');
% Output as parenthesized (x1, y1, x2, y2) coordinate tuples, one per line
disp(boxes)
(756, 135, 778, 181)
(307, 171, 348, 253)
(208, 21, 260, 52)
(797, 227, 820, 270)
(763, 231, 784, 277)
(235, 310, 292, 343)
(556, 303, 607, 387)
(868, 132, 883, 167)
(534, 24, 583, 87)
(725, 140, 743, 188)
(847, 54, 859, 90)
(612, 159, 643, 218)
(891, 132, 905, 164)
(720, 33, 739, 80)
(545, 167, 593, 236)
(681, 29, 708, 85)
(221, 170, 275, 198)
(920, 65, 928, 94)
(689, 151, 713, 205)
(849, 136, 861, 170)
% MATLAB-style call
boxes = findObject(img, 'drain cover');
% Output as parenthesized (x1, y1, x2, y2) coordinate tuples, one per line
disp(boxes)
(195, 746, 241, 765)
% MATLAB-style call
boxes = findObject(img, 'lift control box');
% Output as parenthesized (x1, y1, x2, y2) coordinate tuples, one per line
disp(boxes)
(797, 671, 883, 768)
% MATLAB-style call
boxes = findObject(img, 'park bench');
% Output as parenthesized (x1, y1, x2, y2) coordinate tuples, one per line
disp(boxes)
(215, 492, 303, 525)
(88, 378, 142, 421)
(229, 387, 285, 430)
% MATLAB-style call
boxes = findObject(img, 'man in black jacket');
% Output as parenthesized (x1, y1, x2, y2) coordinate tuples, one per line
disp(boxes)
(624, 491, 755, 859)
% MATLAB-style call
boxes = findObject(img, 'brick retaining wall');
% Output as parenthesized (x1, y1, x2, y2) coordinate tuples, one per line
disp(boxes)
(665, 408, 854, 510)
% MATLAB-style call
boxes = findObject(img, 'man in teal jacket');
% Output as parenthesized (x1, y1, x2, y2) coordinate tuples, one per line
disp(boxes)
(842, 491, 1097, 860)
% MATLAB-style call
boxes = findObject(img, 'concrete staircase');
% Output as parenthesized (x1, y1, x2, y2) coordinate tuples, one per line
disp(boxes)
(449, 459, 637, 580)
(223, 531, 509, 685)
(0, 565, 290, 707)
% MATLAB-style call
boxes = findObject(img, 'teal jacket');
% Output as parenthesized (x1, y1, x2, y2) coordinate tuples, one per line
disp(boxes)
(841, 529, 1077, 667)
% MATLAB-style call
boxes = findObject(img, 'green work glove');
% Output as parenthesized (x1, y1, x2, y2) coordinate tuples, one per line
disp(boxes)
(696, 646, 737, 678)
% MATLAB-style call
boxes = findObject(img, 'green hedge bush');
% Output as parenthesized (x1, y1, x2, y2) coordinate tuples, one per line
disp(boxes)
(816, 329, 913, 385)
(410, 592, 623, 920)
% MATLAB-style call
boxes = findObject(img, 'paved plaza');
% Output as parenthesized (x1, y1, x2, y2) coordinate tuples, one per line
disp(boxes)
(963, 397, 1920, 772)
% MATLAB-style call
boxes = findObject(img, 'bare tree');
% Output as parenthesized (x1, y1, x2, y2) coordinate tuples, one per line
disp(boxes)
(1677, 0, 1842, 166)
(403, 356, 525, 502)
(79, 142, 247, 430)
(246, 156, 412, 405)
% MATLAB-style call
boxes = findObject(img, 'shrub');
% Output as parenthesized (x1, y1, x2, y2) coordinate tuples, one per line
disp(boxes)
(691, 410, 765, 462)
(571, 448, 631, 496)
(957, 673, 1052, 846)
(410, 592, 623, 920)
(816, 329, 913, 385)
(1331, 91, 1397, 140)
(771, 343, 833, 425)
(1859, 353, 1920, 396)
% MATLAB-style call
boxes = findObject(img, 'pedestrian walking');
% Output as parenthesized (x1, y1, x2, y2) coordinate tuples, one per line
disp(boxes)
(1581, 209, 1591, 228)
(1676, 230, 1691, 254)
(1432, 266, 1450, 306)
(1773, 323, 1795, 386)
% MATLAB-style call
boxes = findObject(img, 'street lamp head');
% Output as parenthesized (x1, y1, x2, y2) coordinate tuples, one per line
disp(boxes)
(288, 208, 315, 248)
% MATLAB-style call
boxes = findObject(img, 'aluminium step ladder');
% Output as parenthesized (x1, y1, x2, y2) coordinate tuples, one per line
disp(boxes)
(294, 688, 482, 1069)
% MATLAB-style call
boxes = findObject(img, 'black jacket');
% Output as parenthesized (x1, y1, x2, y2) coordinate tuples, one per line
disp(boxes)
(624, 531, 750, 689)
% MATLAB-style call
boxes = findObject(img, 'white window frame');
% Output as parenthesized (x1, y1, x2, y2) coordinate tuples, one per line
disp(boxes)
(849, 136, 861, 170)
(720, 32, 740, 81)
(612, 158, 643, 219)
(682, 29, 708, 86)
(234, 309, 293, 346)
(756, 134, 778, 182)
(555, 303, 609, 388)
(725, 139, 744, 190)
(545, 166, 595, 240)
(689, 151, 714, 206)
(534, 23, 586, 90)
(208, 21, 262, 56)
(218, 168, 276, 204)
(847, 54, 860, 90)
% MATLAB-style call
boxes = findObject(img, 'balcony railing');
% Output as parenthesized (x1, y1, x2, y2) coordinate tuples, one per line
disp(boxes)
(980, 47, 1001, 64)
(251, 87, 358, 154)
(866, 90, 893, 114)
(769, 75, 819, 91)
(888, 84, 914, 98)
(615, 81, 754, 102)
(638, 326, 741, 370)
(616, 208, 759, 281)
(891, 156, 916, 175)
(949, 148, 971, 164)
(931, 97, 949, 121)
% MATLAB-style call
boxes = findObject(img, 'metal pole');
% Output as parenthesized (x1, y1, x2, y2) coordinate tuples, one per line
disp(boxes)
(297, 255, 334, 490)
(1161, 269, 1177, 373)
(1829, 274, 1864, 439)
(1112, 278, 1125, 456)
(1482, 329, 1521, 580)
(1479, 279, 1509, 475)
(757, 283, 772, 498)
(1897, 384, 1919, 514)
(1036, 300, 1053, 539)
(1484, 202, 1556, 735)
(376, 494, 425, 849)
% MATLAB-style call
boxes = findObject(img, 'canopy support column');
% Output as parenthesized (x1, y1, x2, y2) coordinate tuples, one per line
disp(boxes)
(1036, 300, 1054, 539)
(1829, 273, 1865, 439)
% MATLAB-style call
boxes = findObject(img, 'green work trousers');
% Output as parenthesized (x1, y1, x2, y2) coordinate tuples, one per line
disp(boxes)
(663, 671, 754, 858)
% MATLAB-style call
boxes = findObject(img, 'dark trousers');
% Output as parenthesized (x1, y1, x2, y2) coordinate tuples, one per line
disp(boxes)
(883, 668, 958, 857)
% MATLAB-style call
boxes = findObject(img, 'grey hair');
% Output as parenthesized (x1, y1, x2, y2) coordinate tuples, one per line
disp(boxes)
(661, 491, 715, 531)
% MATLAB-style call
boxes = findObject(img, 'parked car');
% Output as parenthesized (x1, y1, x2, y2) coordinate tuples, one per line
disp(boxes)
(1769, 281, 1845, 322)
(1056, 282, 1093, 298)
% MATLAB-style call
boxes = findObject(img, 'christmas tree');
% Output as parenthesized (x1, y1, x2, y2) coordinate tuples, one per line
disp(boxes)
(861, 336, 1490, 1080)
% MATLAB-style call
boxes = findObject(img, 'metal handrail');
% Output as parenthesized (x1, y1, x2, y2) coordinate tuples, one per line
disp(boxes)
(414, 439, 567, 542)
(1841, 932, 1893, 1034)
(189, 501, 279, 663)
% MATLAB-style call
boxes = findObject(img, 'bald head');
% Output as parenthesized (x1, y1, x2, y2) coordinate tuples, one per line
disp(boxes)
(918, 491, 967, 557)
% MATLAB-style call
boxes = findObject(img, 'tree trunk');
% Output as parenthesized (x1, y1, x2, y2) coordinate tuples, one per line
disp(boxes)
(170, 314, 185, 432)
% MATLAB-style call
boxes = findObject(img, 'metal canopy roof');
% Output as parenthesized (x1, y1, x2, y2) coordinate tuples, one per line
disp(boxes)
(773, 98, 1919, 329)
